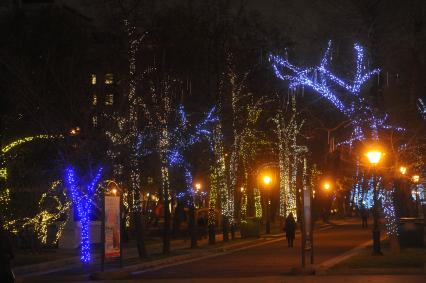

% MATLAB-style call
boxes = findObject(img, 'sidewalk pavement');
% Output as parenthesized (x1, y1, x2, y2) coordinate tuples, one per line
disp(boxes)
(14, 219, 341, 281)
(15, 231, 242, 276)
(75, 275, 426, 283)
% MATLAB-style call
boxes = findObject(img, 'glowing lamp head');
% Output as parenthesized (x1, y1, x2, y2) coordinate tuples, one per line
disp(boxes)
(399, 166, 407, 175)
(263, 175, 272, 186)
(366, 151, 382, 165)
(111, 188, 117, 195)
(195, 183, 201, 190)
(323, 182, 331, 191)
(69, 127, 80, 136)
(412, 175, 420, 183)
(240, 187, 245, 192)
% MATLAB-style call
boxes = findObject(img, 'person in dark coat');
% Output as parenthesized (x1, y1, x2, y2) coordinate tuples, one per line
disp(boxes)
(197, 215, 207, 240)
(284, 213, 296, 247)
(0, 220, 15, 283)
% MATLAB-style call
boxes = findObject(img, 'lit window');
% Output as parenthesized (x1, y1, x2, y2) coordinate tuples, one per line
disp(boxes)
(105, 73, 114, 84)
(92, 116, 98, 127)
(92, 95, 97, 106)
(105, 93, 114, 105)
(91, 74, 96, 85)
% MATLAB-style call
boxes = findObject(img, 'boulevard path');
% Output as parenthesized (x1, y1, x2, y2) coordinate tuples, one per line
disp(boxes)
(132, 218, 371, 280)
(24, 218, 425, 283)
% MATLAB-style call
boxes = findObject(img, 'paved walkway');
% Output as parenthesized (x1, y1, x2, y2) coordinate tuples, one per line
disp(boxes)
(77, 275, 426, 283)
(14, 217, 365, 282)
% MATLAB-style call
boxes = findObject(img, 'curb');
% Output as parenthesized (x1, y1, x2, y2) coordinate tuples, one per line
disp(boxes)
(323, 267, 426, 275)
(14, 254, 94, 276)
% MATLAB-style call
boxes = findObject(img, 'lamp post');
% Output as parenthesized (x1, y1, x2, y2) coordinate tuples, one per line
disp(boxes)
(412, 175, 420, 217)
(263, 175, 272, 234)
(194, 183, 201, 208)
(366, 150, 383, 255)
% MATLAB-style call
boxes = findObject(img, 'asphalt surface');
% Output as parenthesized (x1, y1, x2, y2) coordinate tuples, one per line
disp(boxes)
(95, 275, 426, 283)
(132, 220, 372, 279)
(22, 219, 411, 283)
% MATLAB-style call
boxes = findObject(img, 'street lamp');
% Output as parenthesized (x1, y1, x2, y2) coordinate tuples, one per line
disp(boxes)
(262, 174, 272, 234)
(412, 175, 420, 183)
(399, 166, 407, 175)
(366, 149, 383, 255)
(263, 175, 272, 186)
(366, 151, 382, 165)
(195, 183, 201, 191)
(323, 182, 331, 191)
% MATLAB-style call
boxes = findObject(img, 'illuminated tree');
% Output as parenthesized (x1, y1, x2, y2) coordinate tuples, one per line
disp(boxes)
(64, 166, 103, 264)
(168, 105, 218, 247)
(238, 99, 268, 223)
(272, 92, 303, 220)
(0, 135, 63, 231)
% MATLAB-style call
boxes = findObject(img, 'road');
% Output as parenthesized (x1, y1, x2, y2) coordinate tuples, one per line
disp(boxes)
(132, 219, 371, 280)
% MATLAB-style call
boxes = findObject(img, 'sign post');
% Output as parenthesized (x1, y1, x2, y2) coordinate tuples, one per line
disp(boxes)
(102, 181, 122, 271)
(301, 156, 314, 268)
(105, 195, 121, 259)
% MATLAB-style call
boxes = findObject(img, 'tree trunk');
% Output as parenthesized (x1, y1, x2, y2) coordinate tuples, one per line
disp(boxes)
(163, 185, 170, 254)
(208, 224, 216, 245)
(133, 210, 147, 258)
(222, 215, 229, 242)
(189, 204, 197, 248)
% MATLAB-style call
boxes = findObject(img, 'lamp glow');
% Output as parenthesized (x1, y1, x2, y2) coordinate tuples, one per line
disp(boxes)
(366, 151, 382, 165)
(263, 175, 272, 186)
(323, 182, 331, 191)
(412, 175, 420, 183)
(399, 166, 407, 175)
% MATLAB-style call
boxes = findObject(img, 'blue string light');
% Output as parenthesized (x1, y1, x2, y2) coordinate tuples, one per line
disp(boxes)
(270, 41, 403, 146)
(166, 105, 218, 203)
(379, 188, 398, 236)
(64, 166, 103, 264)
(418, 98, 426, 120)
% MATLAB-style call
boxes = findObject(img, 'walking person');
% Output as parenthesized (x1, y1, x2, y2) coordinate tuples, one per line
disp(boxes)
(361, 208, 369, 228)
(284, 213, 296, 247)
(0, 220, 15, 283)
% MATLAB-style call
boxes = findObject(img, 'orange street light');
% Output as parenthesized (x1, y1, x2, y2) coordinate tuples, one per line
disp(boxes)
(263, 175, 272, 186)
(399, 166, 407, 175)
(261, 174, 272, 234)
(366, 150, 383, 165)
(412, 175, 420, 183)
(240, 187, 245, 192)
(323, 182, 331, 191)
(195, 183, 201, 190)
(111, 188, 117, 195)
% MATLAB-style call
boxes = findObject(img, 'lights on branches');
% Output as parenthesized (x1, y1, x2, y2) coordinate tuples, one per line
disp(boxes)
(64, 166, 103, 264)
(417, 98, 426, 120)
(270, 41, 402, 146)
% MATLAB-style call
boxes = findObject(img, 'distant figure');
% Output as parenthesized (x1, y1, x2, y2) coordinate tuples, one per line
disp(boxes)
(0, 220, 15, 283)
(197, 215, 207, 240)
(361, 209, 369, 228)
(284, 213, 297, 247)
